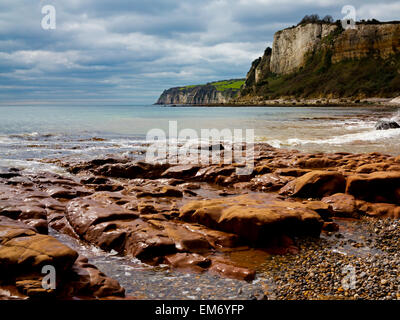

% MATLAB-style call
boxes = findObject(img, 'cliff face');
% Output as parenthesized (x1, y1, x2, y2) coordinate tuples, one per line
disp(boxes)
(256, 22, 400, 77)
(270, 23, 337, 74)
(243, 47, 271, 90)
(156, 80, 244, 105)
(331, 23, 400, 63)
(240, 21, 400, 100)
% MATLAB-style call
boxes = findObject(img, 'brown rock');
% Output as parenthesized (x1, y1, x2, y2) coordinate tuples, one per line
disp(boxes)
(123, 220, 176, 259)
(322, 222, 339, 232)
(346, 171, 400, 204)
(303, 201, 333, 220)
(180, 224, 239, 249)
(66, 197, 140, 251)
(96, 162, 169, 179)
(195, 166, 235, 182)
(136, 186, 183, 198)
(161, 165, 200, 179)
(180, 194, 323, 245)
(280, 170, 346, 198)
(356, 201, 400, 218)
(322, 193, 359, 218)
(148, 220, 211, 252)
(275, 168, 311, 177)
(296, 157, 337, 169)
(355, 163, 390, 173)
(0, 216, 78, 276)
(66, 256, 125, 298)
(67, 196, 177, 260)
(15, 279, 55, 298)
(164, 253, 211, 271)
(250, 173, 293, 191)
(208, 260, 256, 281)
(253, 165, 272, 175)
(66, 197, 139, 236)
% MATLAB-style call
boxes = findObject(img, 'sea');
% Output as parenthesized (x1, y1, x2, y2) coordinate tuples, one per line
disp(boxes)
(0, 104, 399, 173)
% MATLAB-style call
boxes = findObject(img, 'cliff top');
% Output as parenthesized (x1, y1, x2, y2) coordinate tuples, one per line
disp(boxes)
(283, 19, 400, 32)
(170, 79, 245, 92)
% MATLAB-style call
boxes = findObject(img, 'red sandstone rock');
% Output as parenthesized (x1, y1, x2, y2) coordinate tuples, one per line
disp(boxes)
(355, 162, 390, 173)
(321, 193, 359, 218)
(274, 168, 311, 177)
(250, 173, 293, 191)
(0, 216, 78, 276)
(208, 260, 256, 281)
(161, 165, 200, 179)
(66, 256, 125, 298)
(280, 170, 346, 198)
(356, 201, 400, 218)
(195, 166, 236, 182)
(295, 157, 337, 169)
(164, 253, 211, 271)
(180, 194, 323, 245)
(346, 171, 400, 204)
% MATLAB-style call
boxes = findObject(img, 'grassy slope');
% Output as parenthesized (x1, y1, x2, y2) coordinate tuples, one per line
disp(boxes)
(179, 79, 245, 92)
(256, 53, 400, 99)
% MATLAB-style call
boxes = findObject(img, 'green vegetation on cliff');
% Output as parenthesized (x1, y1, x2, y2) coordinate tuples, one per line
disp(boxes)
(179, 79, 245, 91)
(243, 51, 400, 99)
(156, 78, 245, 104)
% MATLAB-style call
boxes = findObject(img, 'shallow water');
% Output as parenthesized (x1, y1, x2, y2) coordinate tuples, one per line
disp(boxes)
(49, 217, 385, 300)
(1, 104, 399, 173)
(49, 229, 266, 300)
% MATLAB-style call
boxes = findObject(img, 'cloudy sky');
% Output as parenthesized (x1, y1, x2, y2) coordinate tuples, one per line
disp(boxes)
(1, 0, 399, 105)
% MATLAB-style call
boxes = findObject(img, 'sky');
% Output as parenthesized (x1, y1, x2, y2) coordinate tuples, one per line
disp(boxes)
(0, 0, 399, 105)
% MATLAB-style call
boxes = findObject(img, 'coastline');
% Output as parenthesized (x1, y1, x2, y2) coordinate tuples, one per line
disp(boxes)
(157, 97, 400, 107)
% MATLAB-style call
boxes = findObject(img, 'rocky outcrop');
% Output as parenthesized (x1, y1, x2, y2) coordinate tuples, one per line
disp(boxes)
(2, 143, 400, 293)
(180, 194, 324, 244)
(243, 47, 272, 90)
(0, 216, 125, 299)
(279, 170, 346, 198)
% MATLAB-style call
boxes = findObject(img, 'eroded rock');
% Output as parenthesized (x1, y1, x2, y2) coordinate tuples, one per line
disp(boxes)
(180, 194, 323, 245)
(280, 170, 346, 198)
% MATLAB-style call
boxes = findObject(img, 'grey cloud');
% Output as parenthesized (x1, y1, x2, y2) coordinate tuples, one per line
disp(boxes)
(0, 0, 398, 104)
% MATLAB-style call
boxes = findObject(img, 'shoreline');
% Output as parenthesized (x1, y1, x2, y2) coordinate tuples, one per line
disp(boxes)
(155, 97, 400, 107)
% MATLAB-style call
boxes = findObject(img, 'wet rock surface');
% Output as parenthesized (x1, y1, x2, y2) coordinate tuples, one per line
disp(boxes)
(1, 143, 400, 299)
(0, 216, 124, 300)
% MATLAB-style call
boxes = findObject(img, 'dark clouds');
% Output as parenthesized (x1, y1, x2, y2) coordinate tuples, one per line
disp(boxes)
(0, 0, 399, 104)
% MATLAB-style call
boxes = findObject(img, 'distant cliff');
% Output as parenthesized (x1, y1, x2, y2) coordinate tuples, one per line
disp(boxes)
(156, 79, 244, 105)
(157, 20, 400, 105)
(239, 21, 400, 102)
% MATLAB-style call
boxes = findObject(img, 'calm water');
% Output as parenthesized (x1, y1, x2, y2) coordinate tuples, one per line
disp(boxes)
(0, 104, 399, 172)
